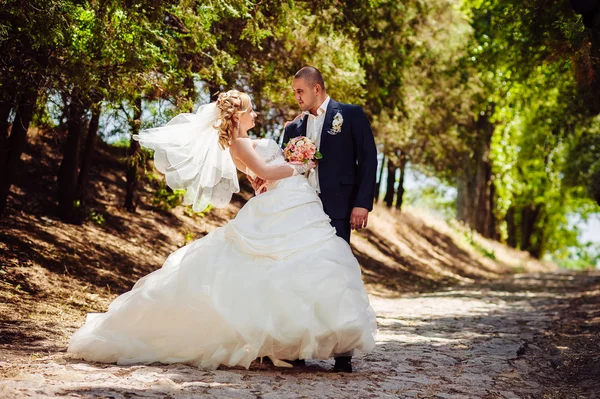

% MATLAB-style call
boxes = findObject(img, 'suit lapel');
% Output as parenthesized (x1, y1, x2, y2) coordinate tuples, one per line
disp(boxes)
(320, 99, 339, 149)
(298, 114, 308, 137)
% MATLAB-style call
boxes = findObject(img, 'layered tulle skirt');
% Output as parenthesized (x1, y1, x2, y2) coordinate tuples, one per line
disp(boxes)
(67, 175, 377, 369)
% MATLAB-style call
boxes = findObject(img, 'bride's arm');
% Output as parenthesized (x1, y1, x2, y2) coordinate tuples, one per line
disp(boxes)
(230, 138, 300, 181)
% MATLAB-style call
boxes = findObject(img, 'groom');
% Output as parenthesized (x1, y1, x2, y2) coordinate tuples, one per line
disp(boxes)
(283, 66, 377, 241)
(284, 66, 377, 372)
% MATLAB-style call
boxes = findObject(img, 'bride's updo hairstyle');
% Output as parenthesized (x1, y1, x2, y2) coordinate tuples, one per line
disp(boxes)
(215, 90, 252, 149)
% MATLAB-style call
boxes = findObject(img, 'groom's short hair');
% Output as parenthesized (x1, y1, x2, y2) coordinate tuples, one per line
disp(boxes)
(295, 67, 326, 92)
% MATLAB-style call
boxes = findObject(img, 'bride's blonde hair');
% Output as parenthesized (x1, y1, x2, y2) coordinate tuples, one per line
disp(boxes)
(215, 90, 252, 149)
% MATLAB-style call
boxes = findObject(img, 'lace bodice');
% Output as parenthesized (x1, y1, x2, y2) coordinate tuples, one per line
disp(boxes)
(246, 139, 286, 179)
(255, 138, 286, 165)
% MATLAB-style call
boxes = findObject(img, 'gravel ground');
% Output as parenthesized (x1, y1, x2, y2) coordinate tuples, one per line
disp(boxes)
(1, 271, 597, 399)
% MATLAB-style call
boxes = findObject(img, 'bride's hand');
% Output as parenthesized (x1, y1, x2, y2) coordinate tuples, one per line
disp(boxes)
(248, 176, 267, 194)
(289, 160, 317, 175)
(284, 113, 304, 128)
(256, 180, 270, 194)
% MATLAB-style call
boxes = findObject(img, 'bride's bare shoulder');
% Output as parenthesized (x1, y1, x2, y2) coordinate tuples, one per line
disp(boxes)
(229, 137, 252, 153)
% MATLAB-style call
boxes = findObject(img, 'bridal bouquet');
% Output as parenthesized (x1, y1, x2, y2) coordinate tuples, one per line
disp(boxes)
(283, 137, 322, 164)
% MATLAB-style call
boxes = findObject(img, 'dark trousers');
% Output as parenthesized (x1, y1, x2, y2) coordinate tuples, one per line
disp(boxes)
(330, 218, 351, 244)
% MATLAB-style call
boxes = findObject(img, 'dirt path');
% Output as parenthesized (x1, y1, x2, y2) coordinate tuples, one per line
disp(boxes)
(1, 270, 598, 399)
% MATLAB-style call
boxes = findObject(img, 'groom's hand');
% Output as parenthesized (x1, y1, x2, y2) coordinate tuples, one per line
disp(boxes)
(350, 207, 369, 230)
(248, 176, 267, 195)
(256, 180, 269, 194)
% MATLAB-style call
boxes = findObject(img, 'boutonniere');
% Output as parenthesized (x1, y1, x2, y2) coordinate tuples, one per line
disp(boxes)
(328, 111, 343, 135)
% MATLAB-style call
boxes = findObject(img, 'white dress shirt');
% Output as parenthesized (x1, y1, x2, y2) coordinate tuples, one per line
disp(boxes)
(303, 96, 330, 193)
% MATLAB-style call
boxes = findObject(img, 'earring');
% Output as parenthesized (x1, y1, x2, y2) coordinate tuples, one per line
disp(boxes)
(237, 119, 240, 135)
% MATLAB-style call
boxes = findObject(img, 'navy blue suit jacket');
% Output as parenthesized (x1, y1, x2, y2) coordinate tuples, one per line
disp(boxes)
(282, 99, 378, 220)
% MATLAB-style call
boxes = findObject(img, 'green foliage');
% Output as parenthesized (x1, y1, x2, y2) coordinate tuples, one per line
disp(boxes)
(235, 3, 368, 136)
(448, 220, 497, 259)
(405, 184, 457, 220)
(183, 231, 195, 246)
(110, 137, 132, 148)
(455, 0, 600, 262)
(184, 204, 214, 218)
(551, 242, 600, 270)
(467, 233, 496, 260)
(490, 61, 583, 252)
(344, 0, 476, 174)
(152, 187, 186, 211)
(5, 0, 598, 264)
(88, 210, 105, 226)
(0, 0, 73, 95)
(564, 117, 600, 204)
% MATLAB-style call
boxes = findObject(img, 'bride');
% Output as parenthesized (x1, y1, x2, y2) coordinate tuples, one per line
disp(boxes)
(67, 90, 377, 371)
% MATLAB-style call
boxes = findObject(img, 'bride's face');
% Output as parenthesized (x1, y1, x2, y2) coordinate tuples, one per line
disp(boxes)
(238, 104, 257, 133)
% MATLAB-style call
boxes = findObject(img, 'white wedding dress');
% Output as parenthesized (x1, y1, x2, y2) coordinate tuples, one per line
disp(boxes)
(68, 139, 377, 370)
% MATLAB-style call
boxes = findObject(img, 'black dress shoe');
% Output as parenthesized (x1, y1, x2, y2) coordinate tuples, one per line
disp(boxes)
(333, 357, 352, 373)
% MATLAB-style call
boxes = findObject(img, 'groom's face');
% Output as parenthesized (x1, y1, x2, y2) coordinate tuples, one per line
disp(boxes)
(292, 78, 318, 112)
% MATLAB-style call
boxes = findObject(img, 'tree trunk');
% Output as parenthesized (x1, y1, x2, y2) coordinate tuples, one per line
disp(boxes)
(506, 206, 517, 248)
(384, 157, 396, 208)
(57, 89, 86, 221)
(395, 155, 406, 210)
(456, 108, 496, 238)
(529, 213, 545, 259)
(583, 30, 600, 115)
(76, 103, 101, 204)
(377, 155, 387, 203)
(0, 100, 13, 213)
(125, 97, 143, 212)
(0, 100, 12, 143)
(374, 154, 385, 202)
(0, 89, 38, 218)
(520, 205, 540, 254)
(456, 168, 473, 226)
(589, 166, 600, 207)
(473, 111, 495, 236)
(488, 176, 497, 239)
(58, 92, 70, 133)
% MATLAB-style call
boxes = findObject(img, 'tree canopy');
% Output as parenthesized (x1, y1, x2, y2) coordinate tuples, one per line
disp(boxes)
(1, 0, 598, 266)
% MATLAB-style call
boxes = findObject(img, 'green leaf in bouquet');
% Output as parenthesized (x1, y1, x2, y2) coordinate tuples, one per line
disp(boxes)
(315, 152, 323, 160)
